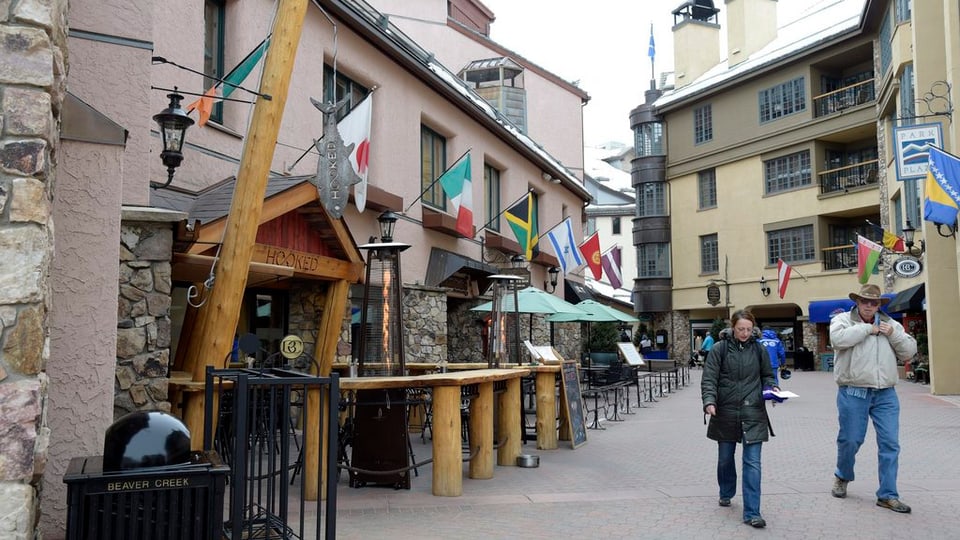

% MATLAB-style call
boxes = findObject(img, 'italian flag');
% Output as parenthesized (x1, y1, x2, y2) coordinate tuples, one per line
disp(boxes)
(438, 153, 473, 237)
(856, 235, 882, 284)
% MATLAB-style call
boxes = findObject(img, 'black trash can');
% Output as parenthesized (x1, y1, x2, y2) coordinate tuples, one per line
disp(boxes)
(63, 411, 229, 540)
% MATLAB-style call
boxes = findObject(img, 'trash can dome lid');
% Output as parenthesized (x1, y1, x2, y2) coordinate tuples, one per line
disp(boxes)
(103, 411, 192, 471)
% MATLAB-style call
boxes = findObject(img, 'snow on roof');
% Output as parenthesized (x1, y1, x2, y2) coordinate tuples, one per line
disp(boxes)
(584, 276, 633, 305)
(584, 145, 632, 193)
(656, 0, 866, 108)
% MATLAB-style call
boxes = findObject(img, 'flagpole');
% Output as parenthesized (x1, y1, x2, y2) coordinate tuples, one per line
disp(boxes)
(541, 217, 570, 237)
(474, 188, 534, 238)
(403, 148, 471, 213)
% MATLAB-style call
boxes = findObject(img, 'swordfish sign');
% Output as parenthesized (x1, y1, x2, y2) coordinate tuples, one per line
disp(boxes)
(310, 96, 361, 219)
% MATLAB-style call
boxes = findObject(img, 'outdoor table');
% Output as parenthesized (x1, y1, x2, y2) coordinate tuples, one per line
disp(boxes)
(339, 368, 530, 497)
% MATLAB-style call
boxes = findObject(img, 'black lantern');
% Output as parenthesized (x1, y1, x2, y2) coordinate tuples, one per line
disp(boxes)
(759, 276, 771, 297)
(152, 90, 194, 189)
(378, 211, 399, 243)
(902, 220, 925, 257)
(510, 254, 525, 269)
(545, 266, 560, 293)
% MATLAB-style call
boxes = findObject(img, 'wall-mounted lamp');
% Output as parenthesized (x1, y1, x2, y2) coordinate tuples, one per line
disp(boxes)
(510, 254, 526, 269)
(377, 210, 399, 243)
(151, 89, 194, 189)
(935, 221, 957, 239)
(902, 220, 925, 257)
(759, 276, 771, 297)
(544, 266, 560, 293)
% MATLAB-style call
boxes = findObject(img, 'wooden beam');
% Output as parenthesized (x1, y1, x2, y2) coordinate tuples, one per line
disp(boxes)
(180, 0, 310, 449)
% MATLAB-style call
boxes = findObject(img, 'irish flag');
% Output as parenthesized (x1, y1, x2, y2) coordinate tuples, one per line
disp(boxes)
(856, 235, 883, 284)
(187, 37, 270, 127)
(438, 152, 473, 237)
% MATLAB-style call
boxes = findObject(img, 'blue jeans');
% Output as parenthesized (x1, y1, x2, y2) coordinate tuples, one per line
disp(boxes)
(718, 439, 763, 521)
(835, 386, 901, 500)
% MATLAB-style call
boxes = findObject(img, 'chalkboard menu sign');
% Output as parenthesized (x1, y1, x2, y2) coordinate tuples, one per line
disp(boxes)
(560, 361, 587, 449)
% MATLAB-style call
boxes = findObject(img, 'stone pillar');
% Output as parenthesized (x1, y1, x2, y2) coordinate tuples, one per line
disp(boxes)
(115, 213, 182, 418)
(0, 0, 67, 536)
(403, 285, 447, 364)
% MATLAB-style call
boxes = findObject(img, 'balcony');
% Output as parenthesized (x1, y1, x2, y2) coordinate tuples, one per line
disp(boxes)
(818, 159, 879, 195)
(822, 244, 858, 272)
(813, 79, 875, 118)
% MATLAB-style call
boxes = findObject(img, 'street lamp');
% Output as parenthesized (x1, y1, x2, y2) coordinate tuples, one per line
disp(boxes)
(902, 220, 925, 257)
(759, 276, 771, 297)
(545, 266, 560, 293)
(151, 89, 194, 189)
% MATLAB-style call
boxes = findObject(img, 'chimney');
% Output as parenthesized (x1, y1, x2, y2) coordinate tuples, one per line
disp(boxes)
(671, 1, 721, 89)
(726, 0, 778, 68)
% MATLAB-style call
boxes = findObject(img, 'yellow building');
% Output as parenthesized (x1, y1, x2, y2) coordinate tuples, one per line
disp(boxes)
(631, 0, 960, 393)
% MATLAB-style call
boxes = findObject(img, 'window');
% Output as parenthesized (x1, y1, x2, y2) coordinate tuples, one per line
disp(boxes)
(585, 217, 596, 235)
(879, 7, 893, 77)
(694, 104, 713, 144)
(698, 169, 717, 209)
(637, 182, 667, 217)
(895, 0, 911, 23)
(612, 217, 621, 235)
(322, 66, 370, 121)
(635, 121, 664, 156)
(899, 64, 921, 226)
(759, 77, 806, 122)
(766, 225, 815, 265)
(203, 0, 225, 124)
(764, 151, 811, 194)
(420, 126, 447, 210)
(484, 164, 500, 232)
(638, 243, 670, 278)
(700, 234, 718, 274)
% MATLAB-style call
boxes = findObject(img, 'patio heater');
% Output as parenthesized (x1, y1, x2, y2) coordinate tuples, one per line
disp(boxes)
(356, 211, 409, 377)
(486, 274, 523, 368)
(351, 211, 412, 489)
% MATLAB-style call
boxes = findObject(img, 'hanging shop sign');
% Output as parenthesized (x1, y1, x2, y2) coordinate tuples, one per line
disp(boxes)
(311, 97, 361, 219)
(893, 256, 923, 279)
(706, 283, 721, 306)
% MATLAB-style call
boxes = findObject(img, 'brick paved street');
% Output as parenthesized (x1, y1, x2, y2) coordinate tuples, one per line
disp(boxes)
(333, 370, 960, 539)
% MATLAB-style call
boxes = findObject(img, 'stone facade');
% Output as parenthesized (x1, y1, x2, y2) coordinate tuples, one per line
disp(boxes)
(403, 285, 447, 364)
(115, 221, 175, 418)
(0, 0, 66, 535)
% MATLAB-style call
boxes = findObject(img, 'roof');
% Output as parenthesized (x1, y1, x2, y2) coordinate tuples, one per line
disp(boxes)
(655, 0, 866, 110)
(323, 0, 590, 201)
(151, 175, 313, 225)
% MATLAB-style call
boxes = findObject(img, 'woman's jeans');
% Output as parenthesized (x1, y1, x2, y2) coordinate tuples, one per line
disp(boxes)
(717, 439, 762, 521)
(835, 385, 900, 500)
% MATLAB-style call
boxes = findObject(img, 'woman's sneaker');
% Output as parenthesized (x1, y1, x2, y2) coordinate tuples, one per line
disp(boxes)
(832, 475, 848, 498)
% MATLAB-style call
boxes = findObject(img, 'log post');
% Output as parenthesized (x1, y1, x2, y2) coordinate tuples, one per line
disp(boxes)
(535, 371, 558, 450)
(431, 385, 462, 496)
(468, 382, 493, 479)
(179, 0, 310, 449)
(497, 377, 522, 466)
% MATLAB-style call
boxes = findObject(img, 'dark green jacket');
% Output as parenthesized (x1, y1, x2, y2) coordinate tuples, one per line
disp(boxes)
(700, 334, 776, 443)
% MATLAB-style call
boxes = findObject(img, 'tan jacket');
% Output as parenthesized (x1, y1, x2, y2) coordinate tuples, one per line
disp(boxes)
(829, 308, 917, 389)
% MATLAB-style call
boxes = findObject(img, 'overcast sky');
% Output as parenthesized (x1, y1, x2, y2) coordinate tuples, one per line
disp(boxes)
(479, 0, 811, 147)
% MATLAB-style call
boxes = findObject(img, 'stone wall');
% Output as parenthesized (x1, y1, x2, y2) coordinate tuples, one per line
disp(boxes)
(0, 0, 67, 535)
(403, 285, 447, 364)
(115, 221, 174, 418)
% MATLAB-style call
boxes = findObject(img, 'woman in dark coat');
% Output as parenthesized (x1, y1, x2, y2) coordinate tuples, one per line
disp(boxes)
(701, 310, 778, 528)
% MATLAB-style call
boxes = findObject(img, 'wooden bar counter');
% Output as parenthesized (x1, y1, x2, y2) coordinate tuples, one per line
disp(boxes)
(339, 368, 530, 497)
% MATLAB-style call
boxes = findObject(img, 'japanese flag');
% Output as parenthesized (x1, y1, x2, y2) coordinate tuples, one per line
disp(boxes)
(337, 94, 373, 212)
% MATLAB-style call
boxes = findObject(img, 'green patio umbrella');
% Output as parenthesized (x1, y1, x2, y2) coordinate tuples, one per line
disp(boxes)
(547, 300, 639, 323)
(470, 286, 586, 315)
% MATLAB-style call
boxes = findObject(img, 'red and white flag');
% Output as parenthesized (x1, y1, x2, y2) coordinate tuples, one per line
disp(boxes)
(337, 94, 373, 212)
(777, 259, 792, 299)
(601, 246, 623, 290)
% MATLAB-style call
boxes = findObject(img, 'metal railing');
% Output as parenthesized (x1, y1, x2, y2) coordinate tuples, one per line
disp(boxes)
(813, 79, 876, 118)
(822, 244, 858, 271)
(818, 159, 880, 194)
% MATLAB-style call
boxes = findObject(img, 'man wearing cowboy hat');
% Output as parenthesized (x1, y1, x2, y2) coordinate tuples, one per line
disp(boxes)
(829, 283, 917, 513)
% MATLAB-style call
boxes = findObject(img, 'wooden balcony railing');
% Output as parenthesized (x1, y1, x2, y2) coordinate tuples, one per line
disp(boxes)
(813, 79, 876, 118)
(818, 159, 879, 195)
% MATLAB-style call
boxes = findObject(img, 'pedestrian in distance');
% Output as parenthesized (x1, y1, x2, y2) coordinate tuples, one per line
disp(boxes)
(639, 334, 652, 354)
(701, 310, 779, 529)
(759, 327, 787, 386)
(699, 331, 715, 364)
(829, 283, 917, 513)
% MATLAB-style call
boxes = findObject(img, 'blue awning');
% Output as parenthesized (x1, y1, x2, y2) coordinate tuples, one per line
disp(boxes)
(808, 294, 898, 323)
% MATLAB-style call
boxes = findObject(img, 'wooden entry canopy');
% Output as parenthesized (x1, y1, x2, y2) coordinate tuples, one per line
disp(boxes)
(160, 175, 365, 377)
